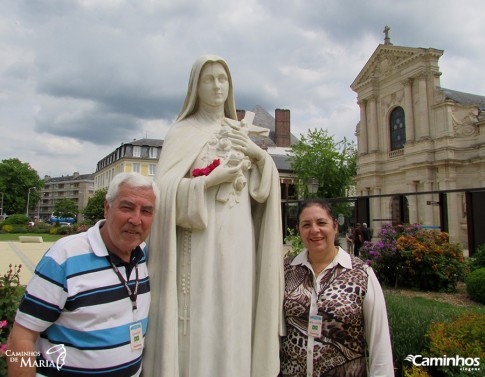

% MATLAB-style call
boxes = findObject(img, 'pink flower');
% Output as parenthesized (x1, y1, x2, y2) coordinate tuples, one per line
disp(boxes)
(0, 343, 6, 356)
(0, 320, 7, 329)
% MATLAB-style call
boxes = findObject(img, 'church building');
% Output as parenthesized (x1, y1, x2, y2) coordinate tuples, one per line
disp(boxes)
(351, 27, 485, 252)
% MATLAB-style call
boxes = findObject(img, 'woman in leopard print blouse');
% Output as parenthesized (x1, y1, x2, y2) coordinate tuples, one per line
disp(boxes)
(280, 200, 394, 376)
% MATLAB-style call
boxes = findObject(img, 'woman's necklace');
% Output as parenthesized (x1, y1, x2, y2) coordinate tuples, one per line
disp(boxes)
(309, 247, 338, 276)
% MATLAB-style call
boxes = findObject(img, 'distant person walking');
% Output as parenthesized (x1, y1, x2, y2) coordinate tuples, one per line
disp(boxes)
(346, 226, 354, 255)
(353, 223, 364, 258)
(362, 222, 371, 242)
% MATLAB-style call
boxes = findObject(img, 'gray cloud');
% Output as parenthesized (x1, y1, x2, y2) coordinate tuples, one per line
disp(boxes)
(1, 0, 484, 177)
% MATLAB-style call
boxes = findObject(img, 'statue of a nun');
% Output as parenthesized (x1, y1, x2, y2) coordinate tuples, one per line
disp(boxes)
(143, 54, 284, 377)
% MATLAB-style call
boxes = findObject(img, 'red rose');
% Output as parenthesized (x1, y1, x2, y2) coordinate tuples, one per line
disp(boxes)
(192, 159, 221, 177)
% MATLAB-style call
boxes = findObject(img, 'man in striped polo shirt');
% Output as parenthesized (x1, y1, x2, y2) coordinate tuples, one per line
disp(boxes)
(7, 172, 158, 377)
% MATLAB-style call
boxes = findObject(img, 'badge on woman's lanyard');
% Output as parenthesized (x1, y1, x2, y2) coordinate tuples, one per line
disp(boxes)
(308, 265, 338, 338)
(308, 315, 323, 337)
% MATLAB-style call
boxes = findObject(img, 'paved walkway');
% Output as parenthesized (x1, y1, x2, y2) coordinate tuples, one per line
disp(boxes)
(0, 240, 53, 285)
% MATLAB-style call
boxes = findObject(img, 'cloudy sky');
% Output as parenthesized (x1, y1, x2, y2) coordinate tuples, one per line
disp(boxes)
(1, 0, 484, 178)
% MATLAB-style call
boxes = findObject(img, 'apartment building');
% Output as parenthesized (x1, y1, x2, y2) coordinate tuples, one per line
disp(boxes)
(39, 172, 95, 222)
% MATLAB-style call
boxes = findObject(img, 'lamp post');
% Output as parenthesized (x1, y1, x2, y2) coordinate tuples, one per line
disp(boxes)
(26, 187, 37, 218)
(0, 191, 3, 219)
(307, 177, 319, 198)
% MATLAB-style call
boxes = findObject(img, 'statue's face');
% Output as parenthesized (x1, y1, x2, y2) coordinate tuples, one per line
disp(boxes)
(197, 62, 229, 108)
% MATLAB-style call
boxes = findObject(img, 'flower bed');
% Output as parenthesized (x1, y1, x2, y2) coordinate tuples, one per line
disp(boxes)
(360, 224, 466, 292)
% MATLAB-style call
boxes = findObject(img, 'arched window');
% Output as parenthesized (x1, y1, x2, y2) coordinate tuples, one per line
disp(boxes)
(390, 107, 406, 151)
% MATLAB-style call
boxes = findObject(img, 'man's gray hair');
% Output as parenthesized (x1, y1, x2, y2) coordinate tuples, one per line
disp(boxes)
(105, 172, 159, 209)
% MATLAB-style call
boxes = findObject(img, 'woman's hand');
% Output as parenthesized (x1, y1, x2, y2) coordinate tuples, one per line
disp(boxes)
(203, 160, 243, 189)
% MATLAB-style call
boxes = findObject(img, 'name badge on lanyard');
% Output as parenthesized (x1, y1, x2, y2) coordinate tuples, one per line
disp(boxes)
(308, 314, 323, 338)
(130, 322, 144, 351)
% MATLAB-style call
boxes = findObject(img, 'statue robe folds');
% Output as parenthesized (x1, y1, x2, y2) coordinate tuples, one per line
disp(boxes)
(144, 117, 284, 377)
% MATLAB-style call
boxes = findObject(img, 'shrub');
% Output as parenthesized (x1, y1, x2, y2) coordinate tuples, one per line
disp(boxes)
(0, 320, 8, 375)
(469, 244, 485, 272)
(10, 225, 28, 233)
(1, 224, 13, 233)
(284, 227, 303, 257)
(28, 222, 51, 234)
(465, 268, 485, 304)
(0, 265, 24, 376)
(403, 365, 431, 377)
(56, 225, 74, 235)
(2, 214, 29, 225)
(75, 224, 90, 233)
(361, 224, 466, 292)
(426, 312, 485, 376)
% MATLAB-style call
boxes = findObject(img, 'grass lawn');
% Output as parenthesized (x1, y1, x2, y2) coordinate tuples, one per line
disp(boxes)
(0, 233, 65, 242)
(384, 287, 484, 376)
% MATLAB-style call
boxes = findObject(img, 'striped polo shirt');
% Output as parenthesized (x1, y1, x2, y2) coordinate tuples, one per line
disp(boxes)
(15, 220, 150, 377)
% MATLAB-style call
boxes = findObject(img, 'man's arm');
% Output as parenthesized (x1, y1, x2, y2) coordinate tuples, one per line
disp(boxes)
(7, 322, 40, 377)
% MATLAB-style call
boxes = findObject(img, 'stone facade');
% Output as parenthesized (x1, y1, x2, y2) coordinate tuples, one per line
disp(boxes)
(351, 42, 485, 250)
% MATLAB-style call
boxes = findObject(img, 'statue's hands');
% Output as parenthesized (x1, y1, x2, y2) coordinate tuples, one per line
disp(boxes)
(226, 129, 265, 162)
(203, 161, 243, 189)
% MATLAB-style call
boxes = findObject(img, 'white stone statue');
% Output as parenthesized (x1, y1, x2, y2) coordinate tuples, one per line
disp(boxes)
(143, 54, 284, 377)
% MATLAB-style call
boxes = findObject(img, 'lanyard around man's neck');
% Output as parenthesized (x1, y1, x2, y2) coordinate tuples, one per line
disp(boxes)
(107, 254, 140, 311)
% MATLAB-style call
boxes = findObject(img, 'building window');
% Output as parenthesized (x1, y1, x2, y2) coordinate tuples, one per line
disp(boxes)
(133, 146, 141, 157)
(149, 164, 156, 175)
(133, 163, 141, 173)
(149, 147, 158, 159)
(390, 106, 406, 151)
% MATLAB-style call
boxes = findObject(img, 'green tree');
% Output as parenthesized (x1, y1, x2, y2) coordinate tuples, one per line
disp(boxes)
(289, 128, 357, 200)
(0, 158, 44, 216)
(53, 198, 78, 219)
(82, 188, 107, 224)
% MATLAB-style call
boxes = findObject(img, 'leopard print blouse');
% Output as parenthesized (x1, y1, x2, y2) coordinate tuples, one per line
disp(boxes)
(281, 252, 369, 377)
